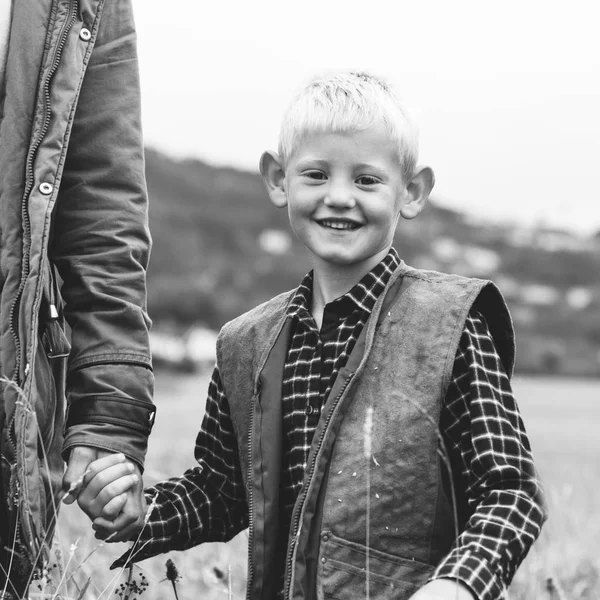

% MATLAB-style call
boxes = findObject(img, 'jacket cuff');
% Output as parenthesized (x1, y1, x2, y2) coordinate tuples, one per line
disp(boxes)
(62, 422, 152, 470)
(65, 396, 156, 435)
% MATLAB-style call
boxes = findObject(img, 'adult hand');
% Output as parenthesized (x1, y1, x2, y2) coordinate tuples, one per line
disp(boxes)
(408, 579, 476, 600)
(63, 446, 147, 542)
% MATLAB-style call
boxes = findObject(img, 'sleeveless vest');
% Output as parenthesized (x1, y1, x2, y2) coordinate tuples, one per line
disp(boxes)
(217, 263, 514, 600)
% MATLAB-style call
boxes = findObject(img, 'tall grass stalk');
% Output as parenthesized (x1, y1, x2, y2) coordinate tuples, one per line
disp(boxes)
(50, 540, 80, 600)
(363, 406, 373, 600)
(402, 395, 461, 600)
(0, 374, 73, 596)
(228, 564, 232, 600)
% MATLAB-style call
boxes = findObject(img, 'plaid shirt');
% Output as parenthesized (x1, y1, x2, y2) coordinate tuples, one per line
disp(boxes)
(130, 249, 545, 600)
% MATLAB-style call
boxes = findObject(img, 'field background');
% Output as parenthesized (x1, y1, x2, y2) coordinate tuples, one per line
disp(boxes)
(51, 373, 600, 600)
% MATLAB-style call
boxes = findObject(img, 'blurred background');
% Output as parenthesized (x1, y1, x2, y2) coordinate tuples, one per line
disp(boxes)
(131, 0, 600, 378)
(57, 2, 600, 599)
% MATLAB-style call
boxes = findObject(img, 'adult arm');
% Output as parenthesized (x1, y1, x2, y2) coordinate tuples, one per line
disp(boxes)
(50, 0, 155, 480)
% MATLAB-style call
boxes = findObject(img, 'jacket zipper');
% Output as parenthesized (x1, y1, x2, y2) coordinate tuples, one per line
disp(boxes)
(283, 374, 354, 600)
(8, 0, 78, 383)
(245, 388, 256, 600)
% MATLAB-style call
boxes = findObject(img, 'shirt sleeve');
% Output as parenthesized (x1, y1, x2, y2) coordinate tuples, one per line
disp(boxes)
(114, 365, 248, 567)
(431, 308, 547, 599)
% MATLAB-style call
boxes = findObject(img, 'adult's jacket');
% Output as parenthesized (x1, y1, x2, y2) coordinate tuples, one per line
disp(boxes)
(0, 0, 155, 589)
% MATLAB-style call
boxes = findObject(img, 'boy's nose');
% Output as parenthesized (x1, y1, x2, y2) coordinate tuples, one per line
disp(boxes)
(324, 182, 356, 208)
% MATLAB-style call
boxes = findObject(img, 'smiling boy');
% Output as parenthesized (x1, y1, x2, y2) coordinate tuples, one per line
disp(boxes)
(79, 72, 546, 600)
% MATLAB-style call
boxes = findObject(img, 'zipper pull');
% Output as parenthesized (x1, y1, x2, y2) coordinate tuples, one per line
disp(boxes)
(24, 363, 30, 377)
(49, 304, 59, 319)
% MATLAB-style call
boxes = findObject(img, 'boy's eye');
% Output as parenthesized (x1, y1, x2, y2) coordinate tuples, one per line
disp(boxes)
(304, 171, 327, 181)
(356, 175, 380, 186)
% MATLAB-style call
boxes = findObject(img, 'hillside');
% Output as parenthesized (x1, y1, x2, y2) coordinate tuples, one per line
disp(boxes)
(144, 148, 600, 377)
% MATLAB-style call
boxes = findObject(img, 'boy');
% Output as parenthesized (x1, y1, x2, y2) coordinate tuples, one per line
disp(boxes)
(79, 72, 546, 599)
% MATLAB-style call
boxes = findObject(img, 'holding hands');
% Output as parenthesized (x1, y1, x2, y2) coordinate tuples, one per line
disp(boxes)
(63, 449, 148, 543)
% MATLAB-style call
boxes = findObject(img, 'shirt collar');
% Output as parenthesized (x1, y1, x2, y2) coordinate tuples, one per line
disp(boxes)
(287, 247, 401, 321)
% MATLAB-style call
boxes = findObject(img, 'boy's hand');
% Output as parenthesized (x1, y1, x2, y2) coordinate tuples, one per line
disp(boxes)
(92, 484, 148, 544)
(62, 446, 115, 504)
(67, 451, 146, 542)
(408, 579, 476, 600)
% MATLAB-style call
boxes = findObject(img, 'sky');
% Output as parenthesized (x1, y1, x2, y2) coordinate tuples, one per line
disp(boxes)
(132, 0, 600, 236)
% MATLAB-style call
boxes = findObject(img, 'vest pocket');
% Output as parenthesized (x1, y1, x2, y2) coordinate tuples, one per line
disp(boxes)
(319, 531, 434, 599)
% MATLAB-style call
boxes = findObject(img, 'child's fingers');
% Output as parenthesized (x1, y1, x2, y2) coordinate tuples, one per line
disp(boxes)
(61, 468, 92, 505)
(77, 462, 134, 502)
(93, 494, 148, 543)
(62, 452, 127, 505)
(93, 516, 143, 543)
(76, 465, 138, 519)
(99, 492, 129, 521)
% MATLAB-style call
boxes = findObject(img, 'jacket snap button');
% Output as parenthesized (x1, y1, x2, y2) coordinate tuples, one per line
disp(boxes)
(321, 557, 327, 564)
(322, 533, 329, 542)
(39, 182, 54, 195)
(79, 28, 91, 41)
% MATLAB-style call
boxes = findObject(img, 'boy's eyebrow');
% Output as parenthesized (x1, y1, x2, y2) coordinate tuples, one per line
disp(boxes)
(295, 158, 329, 169)
(294, 159, 389, 173)
(354, 162, 388, 172)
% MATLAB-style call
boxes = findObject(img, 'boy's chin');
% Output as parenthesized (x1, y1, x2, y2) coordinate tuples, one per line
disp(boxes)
(309, 248, 377, 270)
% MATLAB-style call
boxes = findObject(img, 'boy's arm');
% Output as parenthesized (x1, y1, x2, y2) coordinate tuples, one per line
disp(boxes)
(429, 309, 547, 600)
(92, 366, 248, 565)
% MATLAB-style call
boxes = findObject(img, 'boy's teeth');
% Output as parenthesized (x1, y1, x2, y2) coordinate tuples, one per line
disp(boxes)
(321, 220, 356, 230)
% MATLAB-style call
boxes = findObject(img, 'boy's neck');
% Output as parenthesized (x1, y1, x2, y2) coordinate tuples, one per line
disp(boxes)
(309, 248, 390, 329)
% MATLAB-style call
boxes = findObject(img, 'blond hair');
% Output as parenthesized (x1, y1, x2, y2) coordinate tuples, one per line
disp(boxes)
(278, 71, 419, 180)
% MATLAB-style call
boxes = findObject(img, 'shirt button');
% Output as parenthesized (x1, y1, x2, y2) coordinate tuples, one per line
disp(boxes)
(321, 557, 327, 564)
(305, 405, 314, 415)
(39, 182, 54, 195)
(79, 27, 91, 41)
(322, 533, 329, 542)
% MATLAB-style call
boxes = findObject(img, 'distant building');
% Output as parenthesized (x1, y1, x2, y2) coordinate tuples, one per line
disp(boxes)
(431, 237, 500, 275)
(520, 283, 560, 306)
(566, 287, 593, 310)
(258, 229, 292, 255)
(533, 227, 592, 253)
(186, 326, 218, 366)
(506, 225, 594, 253)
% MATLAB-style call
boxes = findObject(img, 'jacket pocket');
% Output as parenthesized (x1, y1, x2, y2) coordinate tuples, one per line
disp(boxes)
(319, 531, 434, 600)
(34, 337, 65, 452)
(36, 287, 70, 450)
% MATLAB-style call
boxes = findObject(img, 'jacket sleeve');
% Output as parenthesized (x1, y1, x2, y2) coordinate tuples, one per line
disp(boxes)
(50, 0, 155, 469)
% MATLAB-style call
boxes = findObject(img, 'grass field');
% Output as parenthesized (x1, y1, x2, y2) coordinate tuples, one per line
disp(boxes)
(42, 373, 600, 599)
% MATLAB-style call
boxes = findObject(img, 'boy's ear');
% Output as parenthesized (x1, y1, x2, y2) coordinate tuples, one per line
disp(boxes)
(259, 151, 288, 208)
(400, 166, 435, 220)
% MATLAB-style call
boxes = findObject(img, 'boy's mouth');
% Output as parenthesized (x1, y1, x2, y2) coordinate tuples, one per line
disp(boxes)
(316, 218, 362, 231)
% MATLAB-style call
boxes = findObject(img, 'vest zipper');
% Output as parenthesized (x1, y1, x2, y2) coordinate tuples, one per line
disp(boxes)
(8, 0, 78, 383)
(283, 373, 354, 600)
(245, 389, 256, 600)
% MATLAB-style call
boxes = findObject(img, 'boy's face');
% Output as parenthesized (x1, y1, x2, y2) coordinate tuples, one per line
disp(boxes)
(270, 124, 425, 273)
